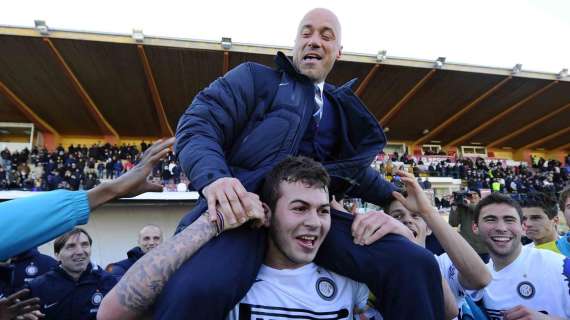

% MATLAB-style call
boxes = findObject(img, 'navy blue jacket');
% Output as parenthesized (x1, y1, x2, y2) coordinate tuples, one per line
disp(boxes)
(28, 263, 116, 320)
(0, 248, 57, 296)
(106, 246, 144, 281)
(11, 248, 58, 291)
(175, 52, 394, 225)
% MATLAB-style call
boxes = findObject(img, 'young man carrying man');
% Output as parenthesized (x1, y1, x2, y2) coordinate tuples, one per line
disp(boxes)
(469, 193, 570, 319)
(520, 193, 563, 255)
(99, 157, 389, 319)
(384, 171, 491, 316)
(167, 7, 442, 319)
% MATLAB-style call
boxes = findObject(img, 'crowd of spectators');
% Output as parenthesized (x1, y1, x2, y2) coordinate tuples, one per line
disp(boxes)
(376, 151, 570, 194)
(0, 142, 187, 192)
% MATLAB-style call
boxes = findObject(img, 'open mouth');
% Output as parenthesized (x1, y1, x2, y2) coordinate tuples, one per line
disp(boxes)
(490, 236, 512, 245)
(303, 53, 322, 61)
(296, 235, 317, 249)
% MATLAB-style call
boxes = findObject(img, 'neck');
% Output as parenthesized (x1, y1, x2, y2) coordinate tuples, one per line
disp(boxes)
(491, 244, 522, 271)
(264, 239, 305, 270)
(534, 230, 558, 246)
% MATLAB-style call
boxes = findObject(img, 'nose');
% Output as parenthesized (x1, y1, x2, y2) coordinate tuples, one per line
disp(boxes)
(307, 34, 321, 49)
(303, 210, 321, 229)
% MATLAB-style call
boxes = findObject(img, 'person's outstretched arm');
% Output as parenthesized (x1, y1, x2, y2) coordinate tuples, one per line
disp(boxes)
(392, 170, 491, 290)
(97, 193, 265, 320)
(0, 138, 174, 260)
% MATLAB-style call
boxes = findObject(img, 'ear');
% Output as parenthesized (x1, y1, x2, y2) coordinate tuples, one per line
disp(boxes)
(336, 46, 343, 60)
(426, 227, 433, 236)
(472, 222, 479, 235)
(552, 215, 559, 225)
(262, 203, 272, 228)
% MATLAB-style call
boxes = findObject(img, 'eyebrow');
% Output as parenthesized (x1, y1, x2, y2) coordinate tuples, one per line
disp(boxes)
(300, 24, 336, 37)
(290, 199, 330, 208)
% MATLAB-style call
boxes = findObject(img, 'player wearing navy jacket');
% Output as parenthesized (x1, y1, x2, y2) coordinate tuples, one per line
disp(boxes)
(28, 228, 116, 320)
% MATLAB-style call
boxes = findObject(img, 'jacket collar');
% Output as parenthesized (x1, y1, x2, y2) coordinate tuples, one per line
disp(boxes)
(274, 51, 359, 92)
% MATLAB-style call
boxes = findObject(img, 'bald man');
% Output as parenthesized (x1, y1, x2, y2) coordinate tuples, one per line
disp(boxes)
(105, 225, 162, 281)
(160, 8, 443, 320)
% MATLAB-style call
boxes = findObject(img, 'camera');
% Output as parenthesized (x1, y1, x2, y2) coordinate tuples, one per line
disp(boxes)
(452, 191, 470, 206)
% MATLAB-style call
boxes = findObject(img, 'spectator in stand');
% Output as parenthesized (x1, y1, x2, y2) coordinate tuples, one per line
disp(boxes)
(106, 225, 163, 281)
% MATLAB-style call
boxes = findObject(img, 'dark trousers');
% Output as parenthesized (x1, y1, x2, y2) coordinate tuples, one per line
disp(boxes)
(154, 206, 444, 320)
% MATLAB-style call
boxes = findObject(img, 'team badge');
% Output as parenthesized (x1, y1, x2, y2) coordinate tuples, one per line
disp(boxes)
(315, 277, 337, 301)
(91, 292, 103, 305)
(25, 264, 38, 276)
(516, 281, 535, 299)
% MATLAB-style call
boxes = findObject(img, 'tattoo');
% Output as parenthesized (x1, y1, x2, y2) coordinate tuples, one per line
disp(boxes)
(115, 215, 216, 312)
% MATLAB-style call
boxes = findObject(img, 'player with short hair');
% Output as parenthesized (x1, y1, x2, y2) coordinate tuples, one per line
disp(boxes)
(384, 171, 491, 318)
(99, 157, 385, 319)
(469, 193, 570, 319)
(519, 192, 562, 254)
(28, 228, 117, 320)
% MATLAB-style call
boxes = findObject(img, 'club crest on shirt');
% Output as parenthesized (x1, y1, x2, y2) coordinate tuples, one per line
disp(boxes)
(25, 263, 38, 276)
(91, 292, 103, 305)
(315, 277, 337, 301)
(516, 281, 535, 299)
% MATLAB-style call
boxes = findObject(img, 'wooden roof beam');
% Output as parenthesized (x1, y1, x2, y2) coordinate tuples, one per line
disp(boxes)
(414, 76, 512, 146)
(137, 45, 173, 137)
(444, 80, 559, 148)
(380, 68, 436, 127)
(42, 38, 119, 140)
(518, 126, 570, 151)
(553, 142, 570, 151)
(355, 64, 381, 97)
(0, 80, 59, 138)
(487, 101, 570, 148)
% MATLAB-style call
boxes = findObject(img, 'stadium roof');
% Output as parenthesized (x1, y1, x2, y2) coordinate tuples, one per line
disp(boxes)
(0, 25, 568, 151)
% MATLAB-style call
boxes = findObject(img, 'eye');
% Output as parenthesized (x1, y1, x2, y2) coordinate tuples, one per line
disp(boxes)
(319, 208, 330, 215)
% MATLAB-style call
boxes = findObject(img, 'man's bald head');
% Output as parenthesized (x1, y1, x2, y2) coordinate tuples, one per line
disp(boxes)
(138, 225, 162, 253)
(292, 8, 343, 82)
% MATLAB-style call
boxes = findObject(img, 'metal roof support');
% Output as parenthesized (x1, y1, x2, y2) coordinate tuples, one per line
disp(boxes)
(355, 64, 380, 97)
(137, 44, 173, 137)
(380, 69, 436, 127)
(414, 76, 512, 146)
(0, 79, 59, 138)
(222, 51, 230, 75)
(518, 126, 570, 151)
(487, 102, 570, 148)
(42, 38, 119, 141)
(445, 80, 559, 148)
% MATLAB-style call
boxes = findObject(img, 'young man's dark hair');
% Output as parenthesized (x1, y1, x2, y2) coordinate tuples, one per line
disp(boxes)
(261, 156, 330, 212)
(53, 228, 92, 254)
(473, 193, 523, 223)
(518, 192, 558, 219)
(559, 187, 570, 213)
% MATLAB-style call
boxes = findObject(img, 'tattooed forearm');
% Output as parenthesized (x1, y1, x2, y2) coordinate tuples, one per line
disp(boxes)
(114, 214, 217, 313)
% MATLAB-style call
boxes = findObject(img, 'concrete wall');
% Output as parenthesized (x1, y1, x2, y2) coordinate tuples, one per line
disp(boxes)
(38, 201, 194, 268)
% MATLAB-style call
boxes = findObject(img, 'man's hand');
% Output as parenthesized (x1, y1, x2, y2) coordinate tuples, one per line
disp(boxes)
(503, 305, 551, 320)
(202, 177, 256, 226)
(113, 137, 176, 198)
(0, 289, 41, 320)
(215, 192, 266, 232)
(352, 210, 415, 245)
(391, 170, 434, 217)
(87, 137, 176, 210)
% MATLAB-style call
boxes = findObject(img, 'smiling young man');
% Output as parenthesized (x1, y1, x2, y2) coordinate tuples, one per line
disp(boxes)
(98, 157, 379, 320)
(520, 193, 563, 255)
(469, 193, 570, 319)
(165, 7, 443, 319)
(28, 229, 116, 320)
